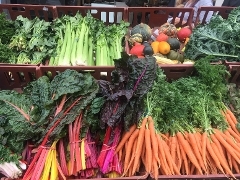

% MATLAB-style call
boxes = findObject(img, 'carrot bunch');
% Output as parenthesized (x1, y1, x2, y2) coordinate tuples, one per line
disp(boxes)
(115, 115, 162, 179)
(115, 107, 240, 179)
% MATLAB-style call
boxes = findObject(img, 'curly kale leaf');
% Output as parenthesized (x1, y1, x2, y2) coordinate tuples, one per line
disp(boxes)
(185, 7, 240, 61)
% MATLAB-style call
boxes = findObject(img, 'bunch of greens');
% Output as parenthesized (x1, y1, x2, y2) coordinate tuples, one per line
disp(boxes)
(0, 13, 16, 45)
(0, 42, 17, 63)
(49, 12, 129, 66)
(99, 53, 157, 129)
(0, 69, 102, 163)
(184, 6, 240, 61)
(0, 13, 17, 63)
(146, 57, 229, 134)
(9, 15, 56, 64)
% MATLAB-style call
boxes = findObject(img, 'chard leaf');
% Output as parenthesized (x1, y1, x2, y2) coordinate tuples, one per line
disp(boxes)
(49, 69, 96, 102)
(23, 76, 51, 126)
(100, 54, 157, 129)
(39, 69, 99, 145)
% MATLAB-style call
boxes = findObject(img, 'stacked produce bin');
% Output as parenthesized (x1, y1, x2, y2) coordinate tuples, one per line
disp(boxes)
(1, 4, 240, 180)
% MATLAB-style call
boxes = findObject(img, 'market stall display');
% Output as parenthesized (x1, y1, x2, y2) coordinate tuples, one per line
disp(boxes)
(1, 4, 240, 180)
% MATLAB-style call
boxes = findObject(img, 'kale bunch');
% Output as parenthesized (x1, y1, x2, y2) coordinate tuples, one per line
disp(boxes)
(185, 6, 240, 61)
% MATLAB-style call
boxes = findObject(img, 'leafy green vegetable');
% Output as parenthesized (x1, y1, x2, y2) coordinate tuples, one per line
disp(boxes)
(0, 13, 16, 45)
(99, 53, 157, 129)
(50, 12, 129, 66)
(0, 42, 17, 63)
(9, 16, 56, 64)
(146, 57, 229, 134)
(0, 69, 101, 161)
(185, 7, 240, 61)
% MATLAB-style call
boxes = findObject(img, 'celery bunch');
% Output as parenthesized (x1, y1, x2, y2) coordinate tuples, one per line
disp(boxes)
(50, 12, 129, 66)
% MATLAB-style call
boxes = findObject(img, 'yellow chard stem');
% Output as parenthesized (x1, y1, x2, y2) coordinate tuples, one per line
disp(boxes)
(81, 139, 86, 170)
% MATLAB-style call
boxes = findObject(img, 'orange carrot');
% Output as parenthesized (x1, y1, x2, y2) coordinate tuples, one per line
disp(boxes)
(176, 132, 203, 175)
(215, 129, 240, 155)
(210, 133, 226, 160)
(123, 128, 139, 174)
(206, 139, 225, 174)
(141, 137, 146, 168)
(213, 130, 240, 164)
(225, 113, 240, 135)
(128, 139, 138, 176)
(115, 124, 137, 154)
(227, 128, 240, 143)
(206, 151, 215, 174)
(175, 140, 182, 171)
(188, 132, 206, 173)
(201, 132, 207, 169)
(160, 133, 169, 141)
(179, 141, 189, 175)
(162, 139, 180, 175)
(226, 151, 232, 171)
(211, 141, 235, 178)
(170, 135, 177, 167)
(226, 108, 237, 124)
(145, 126, 152, 173)
(132, 117, 148, 174)
(152, 156, 159, 180)
(195, 131, 202, 155)
(156, 134, 170, 175)
(161, 138, 173, 174)
(148, 116, 160, 167)
(231, 156, 240, 174)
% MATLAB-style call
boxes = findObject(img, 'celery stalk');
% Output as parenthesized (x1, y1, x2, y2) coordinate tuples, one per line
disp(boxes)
(76, 19, 87, 66)
(56, 24, 69, 66)
(87, 36, 94, 66)
(70, 30, 77, 66)
(82, 26, 89, 65)
(59, 23, 72, 66)
(95, 40, 102, 66)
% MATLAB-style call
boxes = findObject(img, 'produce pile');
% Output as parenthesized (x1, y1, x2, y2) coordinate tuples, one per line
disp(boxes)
(0, 53, 240, 179)
(127, 22, 193, 65)
(128, 6, 240, 63)
(0, 12, 129, 65)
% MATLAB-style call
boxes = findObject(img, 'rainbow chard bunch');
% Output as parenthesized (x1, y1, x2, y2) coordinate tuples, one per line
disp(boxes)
(97, 126, 122, 177)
